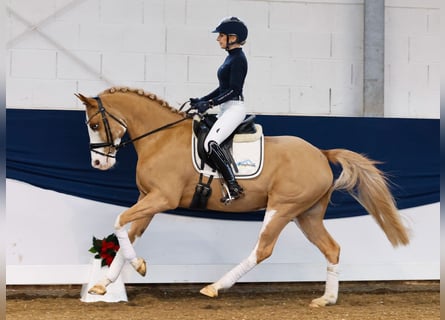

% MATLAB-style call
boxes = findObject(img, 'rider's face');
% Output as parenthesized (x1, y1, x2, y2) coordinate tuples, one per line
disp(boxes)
(216, 33, 227, 49)
(216, 33, 238, 49)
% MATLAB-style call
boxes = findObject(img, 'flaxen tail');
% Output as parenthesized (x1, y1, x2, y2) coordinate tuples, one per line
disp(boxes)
(323, 149, 410, 247)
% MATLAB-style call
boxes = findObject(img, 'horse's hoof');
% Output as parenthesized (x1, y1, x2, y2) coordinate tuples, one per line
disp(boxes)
(309, 295, 337, 307)
(88, 284, 107, 296)
(135, 257, 147, 277)
(200, 285, 218, 298)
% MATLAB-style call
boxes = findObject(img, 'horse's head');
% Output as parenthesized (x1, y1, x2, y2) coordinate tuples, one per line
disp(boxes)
(76, 93, 127, 170)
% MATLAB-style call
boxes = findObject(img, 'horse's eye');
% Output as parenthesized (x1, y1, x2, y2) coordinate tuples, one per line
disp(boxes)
(90, 123, 99, 131)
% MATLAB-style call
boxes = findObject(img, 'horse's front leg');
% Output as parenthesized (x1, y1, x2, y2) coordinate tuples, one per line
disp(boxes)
(114, 219, 148, 277)
(88, 216, 153, 295)
(114, 191, 173, 274)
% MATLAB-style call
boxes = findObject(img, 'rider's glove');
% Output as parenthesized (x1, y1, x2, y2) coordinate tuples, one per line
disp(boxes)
(194, 100, 213, 113)
(189, 97, 201, 106)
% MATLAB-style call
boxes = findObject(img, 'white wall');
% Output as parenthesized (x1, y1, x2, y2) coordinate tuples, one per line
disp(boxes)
(6, 0, 440, 117)
(384, 0, 440, 118)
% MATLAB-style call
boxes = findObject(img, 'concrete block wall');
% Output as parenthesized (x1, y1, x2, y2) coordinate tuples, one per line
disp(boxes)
(5, 0, 439, 118)
(384, 0, 440, 118)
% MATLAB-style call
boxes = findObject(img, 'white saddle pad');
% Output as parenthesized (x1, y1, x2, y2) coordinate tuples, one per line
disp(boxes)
(192, 124, 264, 179)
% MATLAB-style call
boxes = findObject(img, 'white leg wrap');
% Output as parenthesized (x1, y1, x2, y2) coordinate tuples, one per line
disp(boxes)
(114, 227, 137, 263)
(105, 250, 126, 283)
(324, 262, 339, 301)
(214, 251, 257, 291)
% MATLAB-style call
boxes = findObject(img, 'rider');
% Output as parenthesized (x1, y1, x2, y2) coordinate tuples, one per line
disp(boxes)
(190, 16, 248, 203)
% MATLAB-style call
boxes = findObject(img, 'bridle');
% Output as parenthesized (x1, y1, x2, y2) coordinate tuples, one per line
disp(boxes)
(85, 96, 192, 158)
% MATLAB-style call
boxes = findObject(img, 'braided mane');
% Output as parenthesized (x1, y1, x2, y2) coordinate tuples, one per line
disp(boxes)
(100, 86, 185, 115)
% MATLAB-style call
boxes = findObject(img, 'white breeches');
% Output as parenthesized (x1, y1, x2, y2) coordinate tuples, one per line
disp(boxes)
(204, 100, 246, 152)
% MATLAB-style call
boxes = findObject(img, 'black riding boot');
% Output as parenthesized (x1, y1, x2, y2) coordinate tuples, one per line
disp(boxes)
(207, 141, 244, 202)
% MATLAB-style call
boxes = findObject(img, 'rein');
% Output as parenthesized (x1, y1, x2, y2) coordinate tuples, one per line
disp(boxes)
(87, 96, 192, 157)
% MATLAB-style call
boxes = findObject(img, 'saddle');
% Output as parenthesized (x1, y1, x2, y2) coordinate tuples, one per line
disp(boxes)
(192, 114, 257, 172)
(190, 114, 264, 209)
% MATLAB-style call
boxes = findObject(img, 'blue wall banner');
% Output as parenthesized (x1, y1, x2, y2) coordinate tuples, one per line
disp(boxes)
(6, 109, 439, 221)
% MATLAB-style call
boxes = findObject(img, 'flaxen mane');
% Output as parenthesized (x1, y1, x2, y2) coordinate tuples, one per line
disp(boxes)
(100, 86, 185, 115)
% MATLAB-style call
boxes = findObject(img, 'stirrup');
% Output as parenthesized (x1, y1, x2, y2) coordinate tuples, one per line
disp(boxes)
(220, 182, 244, 204)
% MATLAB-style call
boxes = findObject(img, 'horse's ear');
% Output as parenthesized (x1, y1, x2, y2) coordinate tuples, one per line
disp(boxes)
(75, 93, 93, 107)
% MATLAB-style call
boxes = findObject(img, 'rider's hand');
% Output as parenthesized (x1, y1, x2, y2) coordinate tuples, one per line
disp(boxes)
(189, 97, 200, 106)
(194, 100, 213, 113)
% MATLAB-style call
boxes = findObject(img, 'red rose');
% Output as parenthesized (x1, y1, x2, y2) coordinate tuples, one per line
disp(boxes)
(101, 240, 115, 252)
(90, 234, 120, 267)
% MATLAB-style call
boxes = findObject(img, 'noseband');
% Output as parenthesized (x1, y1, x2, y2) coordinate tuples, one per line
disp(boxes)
(86, 96, 192, 159)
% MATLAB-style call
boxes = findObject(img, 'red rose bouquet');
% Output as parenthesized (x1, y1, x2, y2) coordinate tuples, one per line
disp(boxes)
(89, 233, 120, 267)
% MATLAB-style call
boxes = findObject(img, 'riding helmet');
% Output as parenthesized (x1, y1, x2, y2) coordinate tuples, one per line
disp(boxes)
(212, 17, 248, 44)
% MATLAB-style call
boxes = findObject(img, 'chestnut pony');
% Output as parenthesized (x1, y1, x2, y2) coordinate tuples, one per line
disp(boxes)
(76, 87, 409, 307)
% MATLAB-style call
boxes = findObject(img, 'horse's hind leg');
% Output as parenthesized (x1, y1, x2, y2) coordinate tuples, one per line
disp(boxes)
(294, 194, 341, 307)
(200, 208, 288, 297)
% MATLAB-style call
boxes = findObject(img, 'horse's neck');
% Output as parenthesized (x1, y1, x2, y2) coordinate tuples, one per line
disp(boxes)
(112, 94, 186, 148)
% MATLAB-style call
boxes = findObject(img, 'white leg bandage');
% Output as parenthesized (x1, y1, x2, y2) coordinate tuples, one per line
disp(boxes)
(324, 262, 339, 301)
(214, 251, 257, 291)
(105, 250, 126, 283)
(114, 227, 138, 265)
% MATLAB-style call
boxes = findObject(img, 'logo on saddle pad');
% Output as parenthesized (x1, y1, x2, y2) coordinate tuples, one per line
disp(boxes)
(192, 123, 264, 179)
